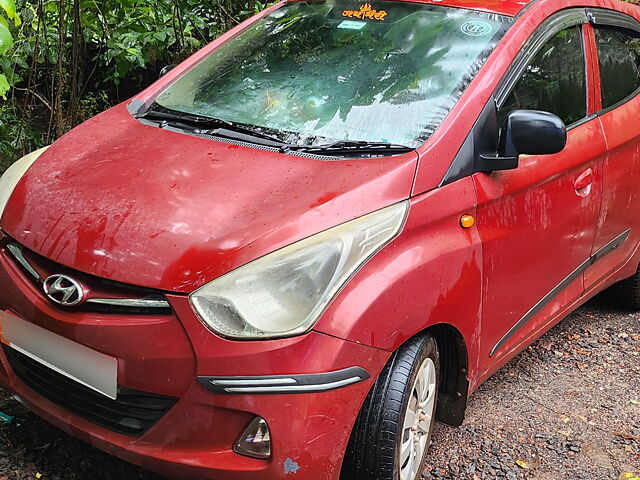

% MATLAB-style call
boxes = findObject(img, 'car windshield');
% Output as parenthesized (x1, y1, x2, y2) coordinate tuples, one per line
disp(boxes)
(154, 1, 513, 149)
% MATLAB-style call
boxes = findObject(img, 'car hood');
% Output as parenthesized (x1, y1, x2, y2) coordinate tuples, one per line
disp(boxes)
(1, 103, 417, 293)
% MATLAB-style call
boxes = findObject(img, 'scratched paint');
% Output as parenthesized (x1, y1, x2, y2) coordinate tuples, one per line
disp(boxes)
(284, 458, 301, 474)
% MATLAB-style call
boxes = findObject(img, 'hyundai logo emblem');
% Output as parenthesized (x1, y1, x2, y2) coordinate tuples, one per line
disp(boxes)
(43, 275, 85, 306)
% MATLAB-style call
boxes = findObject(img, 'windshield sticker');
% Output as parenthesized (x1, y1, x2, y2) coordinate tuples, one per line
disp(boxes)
(460, 21, 493, 36)
(338, 20, 367, 30)
(342, 3, 388, 21)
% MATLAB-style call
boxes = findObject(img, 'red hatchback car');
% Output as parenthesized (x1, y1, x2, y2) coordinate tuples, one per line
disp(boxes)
(1, 0, 640, 479)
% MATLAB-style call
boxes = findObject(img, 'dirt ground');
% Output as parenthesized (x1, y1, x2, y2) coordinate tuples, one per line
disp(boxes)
(0, 295, 638, 480)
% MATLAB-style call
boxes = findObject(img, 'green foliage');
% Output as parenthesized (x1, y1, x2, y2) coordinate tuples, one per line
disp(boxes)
(0, 22, 14, 56)
(0, 0, 19, 97)
(0, 105, 42, 172)
(77, 89, 110, 119)
(0, 0, 275, 170)
(0, 0, 20, 24)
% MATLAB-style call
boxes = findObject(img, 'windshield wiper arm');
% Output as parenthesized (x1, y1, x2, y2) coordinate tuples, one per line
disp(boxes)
(137, 108, 289, 147)
(210, 127, 291, 148)
(286, 140, 413, 155)
(137, 108, 412, 156)
(136, 109, 233, 127)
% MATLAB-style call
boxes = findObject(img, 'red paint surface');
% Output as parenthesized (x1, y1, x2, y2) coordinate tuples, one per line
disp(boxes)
(1, 0, 640, 479)
(0, 244, 389, 480)
(378, 0, 532, 15)
(315, 177, 483, 376)
(473, 120, 606, 371)
(0, 104, 417, 293)
(587, 97, 640, 287)
(583, 23, 603, 114)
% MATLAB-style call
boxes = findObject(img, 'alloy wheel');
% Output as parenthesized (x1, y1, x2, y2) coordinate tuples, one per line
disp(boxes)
(399, 357, 437, 480)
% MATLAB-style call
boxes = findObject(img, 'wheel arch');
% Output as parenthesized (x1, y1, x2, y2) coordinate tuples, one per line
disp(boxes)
(340, 322, 470, 479)
(426, 323, 469, 427)
(362, 322, 470, 429)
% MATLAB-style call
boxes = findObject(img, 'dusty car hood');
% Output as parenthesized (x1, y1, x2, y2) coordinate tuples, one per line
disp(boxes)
(1, 103, 417, 293)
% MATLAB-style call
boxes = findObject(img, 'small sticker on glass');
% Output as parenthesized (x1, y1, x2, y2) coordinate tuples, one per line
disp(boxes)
(338, 20, 367, 30)
(342, 4, 388, 21)
(460, 20, 493, 37)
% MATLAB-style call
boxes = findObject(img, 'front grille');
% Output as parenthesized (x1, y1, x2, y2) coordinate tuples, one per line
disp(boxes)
(3, 345, 177, 436)
(1, 238, 172, 315)
(76, 302, 171, 315)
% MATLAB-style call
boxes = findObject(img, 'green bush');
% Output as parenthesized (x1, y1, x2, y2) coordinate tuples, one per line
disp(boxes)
(0, 0, 274, 170)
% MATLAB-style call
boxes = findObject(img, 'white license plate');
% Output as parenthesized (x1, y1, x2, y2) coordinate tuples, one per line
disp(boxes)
(0, 311, 118, 399)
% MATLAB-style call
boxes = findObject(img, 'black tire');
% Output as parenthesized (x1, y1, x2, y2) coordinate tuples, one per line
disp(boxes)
(342, 334, 440, 480)
(607, 263, 640, 311)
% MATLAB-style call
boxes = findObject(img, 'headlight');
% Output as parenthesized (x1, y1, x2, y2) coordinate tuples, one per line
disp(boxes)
(0, 147, 49, 218)
(189, 201, 409, 340)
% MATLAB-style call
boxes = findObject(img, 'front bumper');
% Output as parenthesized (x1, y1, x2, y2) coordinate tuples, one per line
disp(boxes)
(0, 243, 390, 480)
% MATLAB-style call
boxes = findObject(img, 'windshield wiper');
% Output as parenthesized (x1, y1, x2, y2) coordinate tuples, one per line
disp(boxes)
(136, 108, 231, 127)
(137, 108, 288, 148)
(137, 108, 413, 157)
(285, 140, 414, 156)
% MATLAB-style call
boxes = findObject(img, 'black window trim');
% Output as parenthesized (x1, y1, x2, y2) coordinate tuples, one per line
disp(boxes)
(516, 1, 541, 19)
(495, 8, 590, 129)
(587, 7, 640, 33)
(588, 8, 640, 117)
(439, 8, 591, 187)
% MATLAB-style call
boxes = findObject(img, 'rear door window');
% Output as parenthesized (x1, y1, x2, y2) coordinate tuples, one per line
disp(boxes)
(500, 27, 587, 126)
(594, 27, 640, 109)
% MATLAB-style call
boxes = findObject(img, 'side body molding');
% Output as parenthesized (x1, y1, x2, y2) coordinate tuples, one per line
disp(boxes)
(490, 230, 631, 357)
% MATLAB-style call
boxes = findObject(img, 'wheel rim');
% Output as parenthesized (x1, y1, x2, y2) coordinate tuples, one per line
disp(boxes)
(399, 357, 436, 480)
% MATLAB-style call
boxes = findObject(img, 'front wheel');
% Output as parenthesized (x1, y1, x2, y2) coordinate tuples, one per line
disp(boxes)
(342, 334, 440, 480)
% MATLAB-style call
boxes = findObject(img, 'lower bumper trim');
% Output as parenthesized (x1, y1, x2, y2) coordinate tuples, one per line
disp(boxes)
(3, 344, 177, 436)
(198, 366, 370, 394)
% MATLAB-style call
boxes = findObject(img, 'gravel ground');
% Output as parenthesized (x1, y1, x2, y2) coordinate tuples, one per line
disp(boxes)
(425, 296, 640, 480)
(0, 295, 638, 480)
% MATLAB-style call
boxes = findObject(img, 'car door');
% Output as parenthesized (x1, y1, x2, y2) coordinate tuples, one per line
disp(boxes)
(473, 14, 607, 371)
(583, 12, 640, 289)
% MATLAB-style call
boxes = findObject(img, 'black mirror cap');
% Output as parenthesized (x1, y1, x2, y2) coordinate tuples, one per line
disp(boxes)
(502, 109, 567, 157)
(159, 64, 177, 78)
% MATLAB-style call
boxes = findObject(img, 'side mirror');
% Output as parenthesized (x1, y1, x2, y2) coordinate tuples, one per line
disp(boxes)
(478, 110, 567, 172)
(159, 64, 177, 78)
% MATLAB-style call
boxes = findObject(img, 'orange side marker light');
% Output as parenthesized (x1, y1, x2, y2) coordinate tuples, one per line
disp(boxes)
(460, 215, 475, 229)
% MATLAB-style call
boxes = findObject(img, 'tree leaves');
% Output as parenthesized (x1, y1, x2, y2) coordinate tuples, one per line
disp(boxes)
(0, 0, 17, 59)
(0, 0, 20, 26)
(1, 1, 270, 162)
(0, 73, 9, 98)
(0, 0, 19, 100)
(0, 21, 12, 56)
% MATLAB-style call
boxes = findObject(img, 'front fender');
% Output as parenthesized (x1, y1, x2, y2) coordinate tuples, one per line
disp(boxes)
(314, 177, 483, 385)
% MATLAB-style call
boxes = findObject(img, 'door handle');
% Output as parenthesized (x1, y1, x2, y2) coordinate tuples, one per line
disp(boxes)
(574, 168, 593, 196)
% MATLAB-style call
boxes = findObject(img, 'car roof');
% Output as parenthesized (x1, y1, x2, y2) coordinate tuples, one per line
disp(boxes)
(388, 0, 534, 17)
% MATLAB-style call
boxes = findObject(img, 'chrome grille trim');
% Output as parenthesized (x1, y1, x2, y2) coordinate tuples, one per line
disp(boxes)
(211, 378, 298, 387)
(85, 297, 170, 309)
(4, 241, 170, 310)
(6, 242, 40, 281)
(223, 377, 363, 394)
